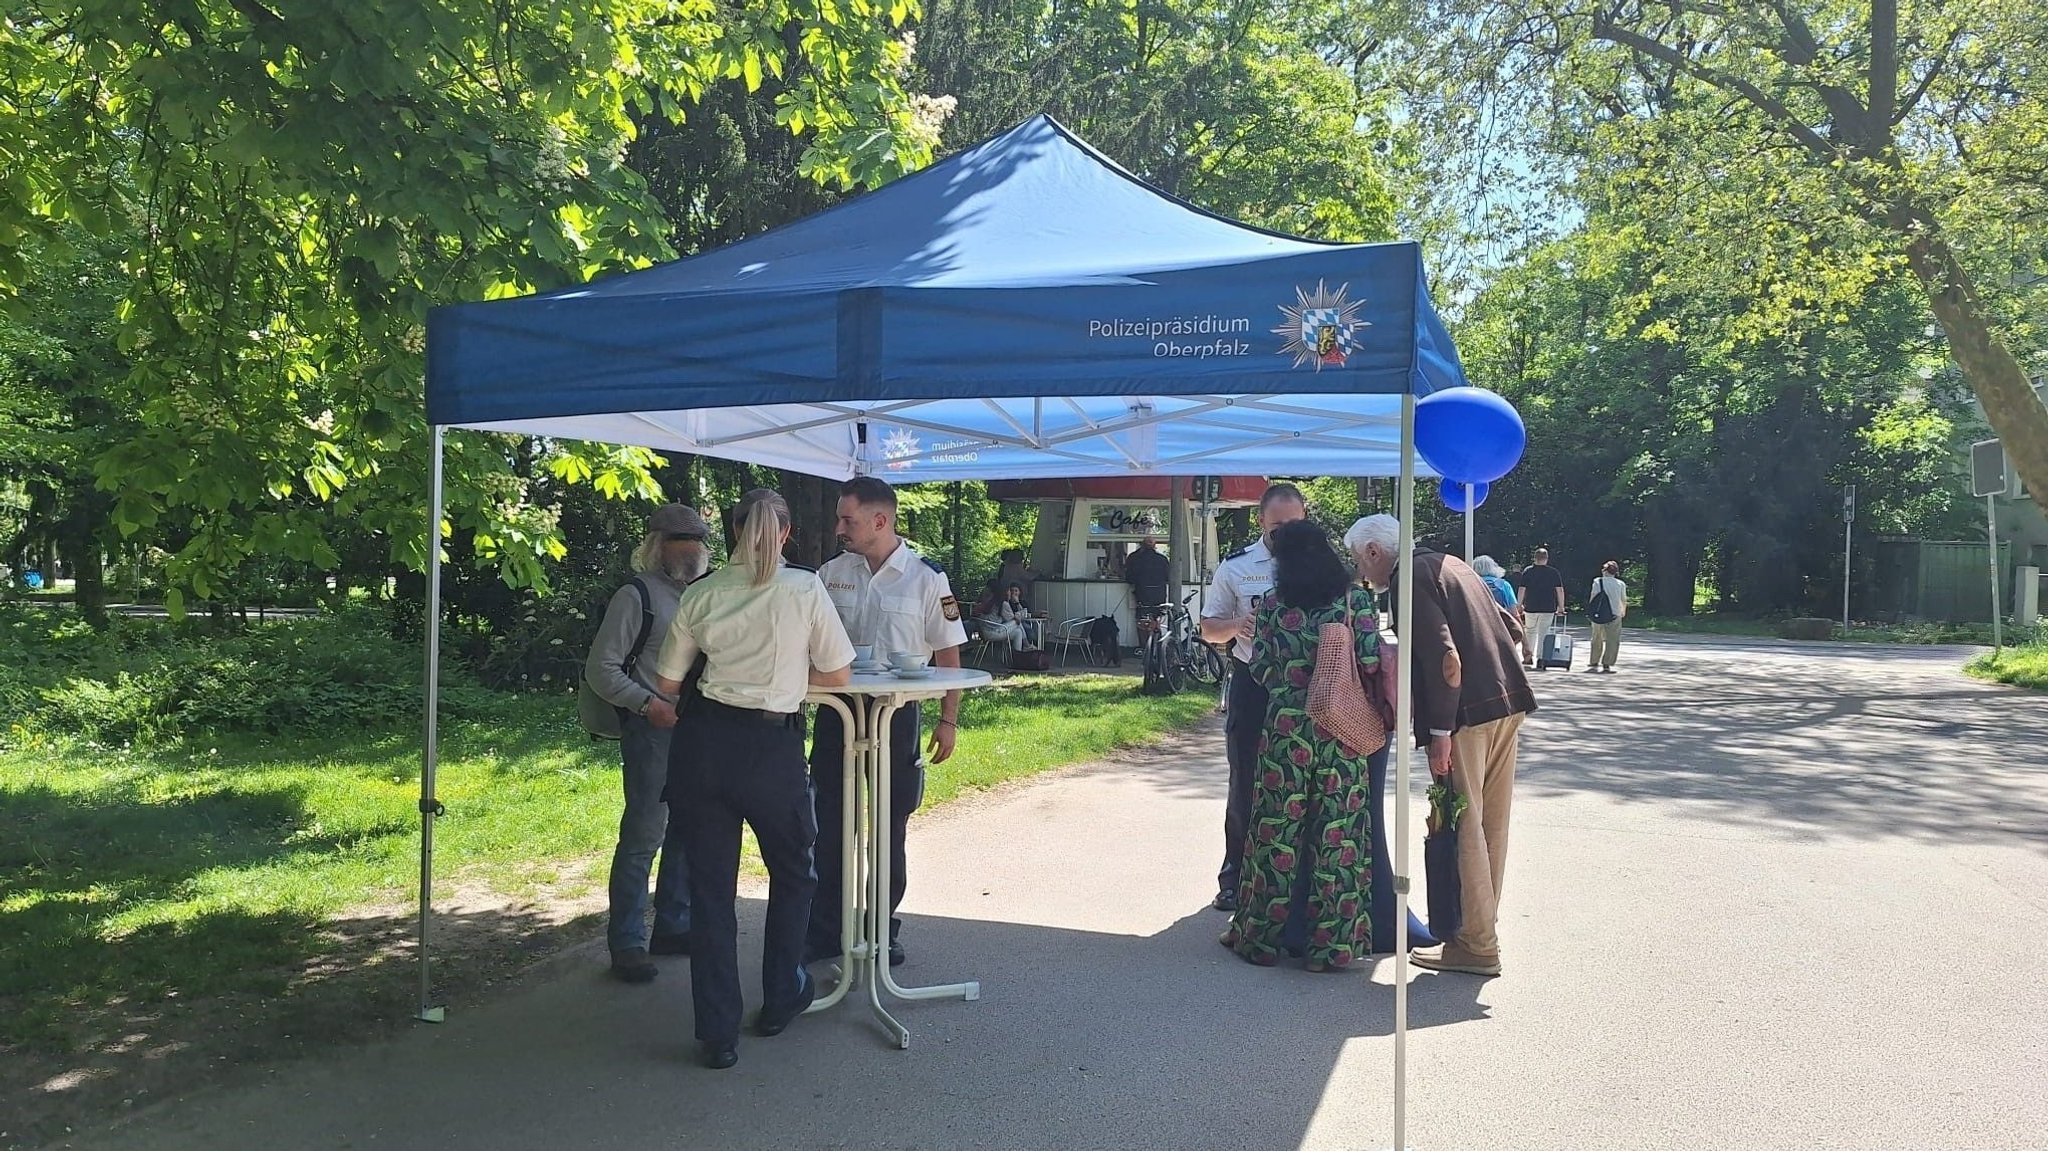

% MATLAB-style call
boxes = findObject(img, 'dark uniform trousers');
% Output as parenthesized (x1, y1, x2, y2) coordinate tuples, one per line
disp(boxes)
(807, 700, 923, 957)
(668, 701, 817, 1045)
(1219, 657, 1269, 898)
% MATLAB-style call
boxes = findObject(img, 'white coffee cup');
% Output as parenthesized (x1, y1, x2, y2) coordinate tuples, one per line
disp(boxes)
(889, 650, 930, 672)
(851, 644, 874, 665)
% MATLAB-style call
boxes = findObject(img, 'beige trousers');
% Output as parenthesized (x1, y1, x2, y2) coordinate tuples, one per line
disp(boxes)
(1522, 611, 1556, 665)
(1449, 712, 1525, 957)
(1588, 620, 1622, 668)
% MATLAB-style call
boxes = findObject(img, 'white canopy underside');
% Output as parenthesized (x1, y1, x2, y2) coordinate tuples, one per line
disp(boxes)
(453, 392, 1434, 480)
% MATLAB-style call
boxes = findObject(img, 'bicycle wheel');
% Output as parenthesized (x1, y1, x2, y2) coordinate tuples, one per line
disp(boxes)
(1141, 634, 1166, 693)
(1183, 640, 1224, 686)
(1158, 639, 1186, 693)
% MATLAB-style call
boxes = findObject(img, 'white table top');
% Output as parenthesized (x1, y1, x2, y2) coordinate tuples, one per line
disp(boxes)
(810, 666, 993, 702)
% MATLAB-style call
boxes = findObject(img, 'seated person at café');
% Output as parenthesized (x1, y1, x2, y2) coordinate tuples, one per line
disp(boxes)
(981, 583, 1040, 651)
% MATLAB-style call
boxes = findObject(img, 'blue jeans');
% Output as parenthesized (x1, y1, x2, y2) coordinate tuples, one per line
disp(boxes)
(608, 713, 690, 954)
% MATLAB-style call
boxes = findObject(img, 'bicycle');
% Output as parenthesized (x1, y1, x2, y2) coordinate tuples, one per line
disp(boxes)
(1140, 590, 1226, 694)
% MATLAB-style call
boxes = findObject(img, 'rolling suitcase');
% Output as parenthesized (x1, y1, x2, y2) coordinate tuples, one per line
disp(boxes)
(1538, 612, 1574, 670)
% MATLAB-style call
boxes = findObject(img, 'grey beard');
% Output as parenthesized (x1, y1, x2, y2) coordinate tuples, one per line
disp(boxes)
(663, 553, 708, 583)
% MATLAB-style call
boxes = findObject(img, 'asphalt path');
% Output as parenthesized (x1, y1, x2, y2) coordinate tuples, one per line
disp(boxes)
(63, 635, 2048, 1150)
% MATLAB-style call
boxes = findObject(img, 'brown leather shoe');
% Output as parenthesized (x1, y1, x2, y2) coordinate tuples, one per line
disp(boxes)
(1410, 945, 1502, 976)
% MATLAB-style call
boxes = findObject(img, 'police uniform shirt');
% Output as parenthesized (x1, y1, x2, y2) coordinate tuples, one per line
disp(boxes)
(1201, 539, 1276, 664)
(654, 562, 855, 714)
(818, 541, 969, 659)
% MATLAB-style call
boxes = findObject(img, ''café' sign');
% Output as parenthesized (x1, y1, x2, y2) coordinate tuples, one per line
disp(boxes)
(1091, 506, 1166, 535)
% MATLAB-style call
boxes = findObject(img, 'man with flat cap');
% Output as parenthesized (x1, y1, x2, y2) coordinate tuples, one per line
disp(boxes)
(584, 503, 712, 982)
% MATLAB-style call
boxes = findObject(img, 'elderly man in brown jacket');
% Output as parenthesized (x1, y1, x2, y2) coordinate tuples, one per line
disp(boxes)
(1347, 515, 1537, 977)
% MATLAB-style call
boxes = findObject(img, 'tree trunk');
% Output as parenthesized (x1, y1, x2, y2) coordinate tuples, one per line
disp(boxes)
(1896, 218, 2048, 500)
(1641, 498, 1699, 616)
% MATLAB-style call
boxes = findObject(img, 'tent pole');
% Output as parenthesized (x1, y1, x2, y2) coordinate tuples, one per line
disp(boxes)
(1393, 394, 1417, 1150)
(1463, 484, 1474, 561)
(417, 426, 447, 1024)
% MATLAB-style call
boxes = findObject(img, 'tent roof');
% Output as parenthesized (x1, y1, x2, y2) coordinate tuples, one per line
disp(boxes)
(425, 115, 1464, 480)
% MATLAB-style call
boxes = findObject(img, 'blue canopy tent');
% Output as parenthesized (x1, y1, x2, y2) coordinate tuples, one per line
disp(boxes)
(423, 114, 1465, 1144)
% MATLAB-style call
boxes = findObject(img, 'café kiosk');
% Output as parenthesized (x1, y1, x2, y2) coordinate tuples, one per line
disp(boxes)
(987, 476, 1267, 645)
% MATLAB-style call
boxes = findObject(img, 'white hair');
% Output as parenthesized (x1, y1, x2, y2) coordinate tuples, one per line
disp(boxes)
(1343, 514, 1400, 555)
(1471, 554, 1505, 578)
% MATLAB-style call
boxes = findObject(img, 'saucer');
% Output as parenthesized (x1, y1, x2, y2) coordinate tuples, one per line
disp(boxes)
(887, 667, 936, 679)
(851, 661, 889, 674)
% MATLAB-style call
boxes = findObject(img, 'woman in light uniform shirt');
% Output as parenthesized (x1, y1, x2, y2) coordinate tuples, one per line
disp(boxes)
(653, 488, 855, 1070)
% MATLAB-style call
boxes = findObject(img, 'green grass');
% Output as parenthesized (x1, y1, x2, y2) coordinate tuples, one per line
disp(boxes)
(0, 674, 1211, 1055)
(1966, 643, 2048, 691)
(1629, 613, 2032, 646)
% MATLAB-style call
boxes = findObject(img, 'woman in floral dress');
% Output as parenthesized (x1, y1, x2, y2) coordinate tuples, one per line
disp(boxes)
(1220, 520, 1385, 971)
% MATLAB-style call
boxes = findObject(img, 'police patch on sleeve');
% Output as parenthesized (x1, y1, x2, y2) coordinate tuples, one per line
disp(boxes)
(940, 594, 961, 622)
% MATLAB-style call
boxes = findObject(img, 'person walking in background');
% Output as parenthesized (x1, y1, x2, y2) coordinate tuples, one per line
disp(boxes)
(1471, 555, 1520, 613)
(583, 504, 710, 984)
(653, 489, 854, 1069)
(1348, 515, 1536, 978)
(1586, 561, 1627, 673)
(1219, 520, 1382, 972)
(1516, 548, 1565, 670)
(1198, 483, 1308, 912)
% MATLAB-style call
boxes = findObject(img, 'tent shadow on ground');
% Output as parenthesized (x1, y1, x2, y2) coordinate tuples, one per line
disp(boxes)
(1511, 642, 2048, 851)
(75, 897, 1491, 1151)
(3, 898, 604, 1151)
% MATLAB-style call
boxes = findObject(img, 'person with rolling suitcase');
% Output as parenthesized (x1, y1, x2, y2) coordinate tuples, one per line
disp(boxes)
(1516, 548, 1565, 671)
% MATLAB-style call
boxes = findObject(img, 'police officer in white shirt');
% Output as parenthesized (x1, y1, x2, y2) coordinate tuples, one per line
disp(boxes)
(808, 476, 968, 969)
(1197, 482, 1308, 912)
(653, 489, 855, 1070)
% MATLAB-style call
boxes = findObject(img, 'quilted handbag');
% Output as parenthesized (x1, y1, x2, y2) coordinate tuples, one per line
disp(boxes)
(1306, 594, 1389, 757)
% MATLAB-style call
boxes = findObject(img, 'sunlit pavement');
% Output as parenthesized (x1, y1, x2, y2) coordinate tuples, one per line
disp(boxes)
(67, 634, 2048, 1151)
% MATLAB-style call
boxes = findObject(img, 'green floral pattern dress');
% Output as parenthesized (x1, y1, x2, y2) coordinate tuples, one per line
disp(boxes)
(1224, 586, 1382, 969)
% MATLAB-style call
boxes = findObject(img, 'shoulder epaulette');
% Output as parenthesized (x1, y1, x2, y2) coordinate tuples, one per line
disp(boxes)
(920, 555, 946, 574)
(1224, 546, 1251, 561)
(783, 561, 817, 573)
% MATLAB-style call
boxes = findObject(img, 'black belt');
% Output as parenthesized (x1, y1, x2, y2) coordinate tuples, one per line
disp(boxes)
(696, 696, 798, 727)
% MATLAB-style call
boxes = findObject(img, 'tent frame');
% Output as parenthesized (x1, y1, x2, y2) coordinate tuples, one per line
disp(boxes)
(413, 397, 1424, 1146)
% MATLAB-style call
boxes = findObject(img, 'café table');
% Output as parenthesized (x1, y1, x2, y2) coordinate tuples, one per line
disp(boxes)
(805, 665, 993, 1049)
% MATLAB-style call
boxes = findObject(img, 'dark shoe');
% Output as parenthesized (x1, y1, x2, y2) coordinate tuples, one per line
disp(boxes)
(1211, 890, 1238, 912)
(700, 1041, 738, 1070)
(649, 932, 691, 956)
(754, 971, 817, 1037)
(610, 948, 657, 984)
(889, 938, 906, 967)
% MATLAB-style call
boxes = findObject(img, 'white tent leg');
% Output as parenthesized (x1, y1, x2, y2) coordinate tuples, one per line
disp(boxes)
(417, 425, 448, 1024)
(1463, 484, 1474, 561)
(1392, 394, 1417, 1149)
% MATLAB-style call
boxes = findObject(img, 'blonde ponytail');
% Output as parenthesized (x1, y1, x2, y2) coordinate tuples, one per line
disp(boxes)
(735, 488, 790, 586)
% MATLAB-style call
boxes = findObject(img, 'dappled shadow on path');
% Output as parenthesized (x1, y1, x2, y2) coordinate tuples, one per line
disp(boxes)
(1514, 641, 2048, 851)
(1078, 640, 2048, 853)
(68, 897, 1492, 1151)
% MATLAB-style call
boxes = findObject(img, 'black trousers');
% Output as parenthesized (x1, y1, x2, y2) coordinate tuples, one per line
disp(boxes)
(669, 706, 817, 1045)
(807, 699, 923, 956)
(1218, 658, 1269, 897)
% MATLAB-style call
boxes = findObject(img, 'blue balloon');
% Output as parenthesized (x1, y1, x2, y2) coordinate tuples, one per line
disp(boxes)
(1415, 387, 1525, 484)
(1440, 478, 1488, 512)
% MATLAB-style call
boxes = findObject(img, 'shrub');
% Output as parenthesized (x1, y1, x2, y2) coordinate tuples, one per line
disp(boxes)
(0, 603, 497, 743)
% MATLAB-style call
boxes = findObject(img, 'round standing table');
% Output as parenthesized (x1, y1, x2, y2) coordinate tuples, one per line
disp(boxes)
(805, 666, 993, 1048)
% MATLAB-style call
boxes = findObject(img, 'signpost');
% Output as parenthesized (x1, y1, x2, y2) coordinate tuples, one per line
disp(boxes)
(1841, 484, 1855, 635)
(1970, 439, 2008, 653)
